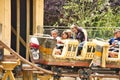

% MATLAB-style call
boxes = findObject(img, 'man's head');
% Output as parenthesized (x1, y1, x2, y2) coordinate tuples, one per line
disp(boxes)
(114, 29, 120, 38)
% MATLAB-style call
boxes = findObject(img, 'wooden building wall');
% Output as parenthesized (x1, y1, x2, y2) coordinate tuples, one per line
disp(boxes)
(0, 0, 44, 59)
(0, 0, 11, 54)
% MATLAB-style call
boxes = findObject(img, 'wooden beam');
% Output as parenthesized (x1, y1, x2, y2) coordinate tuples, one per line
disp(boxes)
(26, 0, 30, 60)
(11, 26, 26, 47)
(33, 0, 44, 34)
(16, 0, 20, 53)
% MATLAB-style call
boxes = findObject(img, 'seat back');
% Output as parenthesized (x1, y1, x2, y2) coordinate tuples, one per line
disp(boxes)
(106, 42, 120, 61)
(84, 42, 96, 59)
(64, 40, 79, 59)
(52, 39, 79, 59)
(92, 39, 109, 67)
(76, 41, 96, 60)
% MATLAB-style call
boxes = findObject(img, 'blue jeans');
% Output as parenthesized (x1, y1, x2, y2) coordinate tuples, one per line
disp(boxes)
(77, 41, 85, 55)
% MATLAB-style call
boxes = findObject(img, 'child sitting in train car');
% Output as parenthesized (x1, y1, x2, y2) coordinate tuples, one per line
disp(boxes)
(65, 29, 73, 39)
(55, 31, 69, 55)
(50, 29, 61, 41)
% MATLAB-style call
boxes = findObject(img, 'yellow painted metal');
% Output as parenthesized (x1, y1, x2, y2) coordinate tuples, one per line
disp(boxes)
(82, 42, 96, 59)
(102, 45, 109, 67)
(39, 46, 53, 55)
(52, 40, 79, 59)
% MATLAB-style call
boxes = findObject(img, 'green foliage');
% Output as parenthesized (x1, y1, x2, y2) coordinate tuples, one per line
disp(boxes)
(86, 27, 115, 39)
(55, 0, 120, 39)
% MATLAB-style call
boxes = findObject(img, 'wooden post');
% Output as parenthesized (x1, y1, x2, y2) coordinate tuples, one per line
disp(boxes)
(16, 0, 20, 53)
(0, 0, 4, 42)
(23, 70, 33, 80)
(1, 61, 20, 80)
(26, 0, 30, 60)
(0, 0, 11, 54)
(33, 0, 44, 34)
(4, 0, 11, 46)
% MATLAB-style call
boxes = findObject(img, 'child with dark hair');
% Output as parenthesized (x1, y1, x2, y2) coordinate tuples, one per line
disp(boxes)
(55, 31, 69, 55)
(65, 29, 73, 39)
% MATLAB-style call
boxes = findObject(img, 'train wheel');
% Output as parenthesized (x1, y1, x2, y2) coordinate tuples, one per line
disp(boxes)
(51, 66, 62, 80)
(78, 68, 93, 80)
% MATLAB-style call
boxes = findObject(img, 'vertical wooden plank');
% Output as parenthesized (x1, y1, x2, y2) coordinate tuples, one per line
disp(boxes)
(16, 0, 20, 53)
(23, 70, 28, 80)
(4, 0, 11, 47)
(33, 0, 36, 34)
(33, 0, 44, 34)
(0, 0, 11, 54)
(26, 0, 30, 60)
(29, 71, 33, 80)
(37, 0, 44, 34)
(0, 0, 4, 42)
(0, 0, 5, 57)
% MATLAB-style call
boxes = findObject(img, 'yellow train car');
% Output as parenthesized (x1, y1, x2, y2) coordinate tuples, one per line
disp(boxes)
(29, 35, 120, 79)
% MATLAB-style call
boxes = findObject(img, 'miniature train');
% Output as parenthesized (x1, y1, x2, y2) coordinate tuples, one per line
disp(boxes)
(29, 34, 120, 79)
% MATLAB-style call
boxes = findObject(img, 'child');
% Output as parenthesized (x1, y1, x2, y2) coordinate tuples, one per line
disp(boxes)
(50, 29, 61, 42)
(55, 31, 69, 55)
(65, 29, 73, 39)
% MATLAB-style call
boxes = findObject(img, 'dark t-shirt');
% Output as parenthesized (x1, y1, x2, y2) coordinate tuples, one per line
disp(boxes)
(108, 37, 120, 52)
(109, 38, 120, 45)
(76, 27, 85, 42)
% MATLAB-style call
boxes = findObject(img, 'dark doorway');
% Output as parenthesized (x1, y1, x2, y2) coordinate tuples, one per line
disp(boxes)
(11, 0, 33, 58)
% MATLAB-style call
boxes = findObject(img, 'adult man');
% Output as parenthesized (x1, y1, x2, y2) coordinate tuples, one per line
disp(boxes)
(108, 29, 120, 58)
